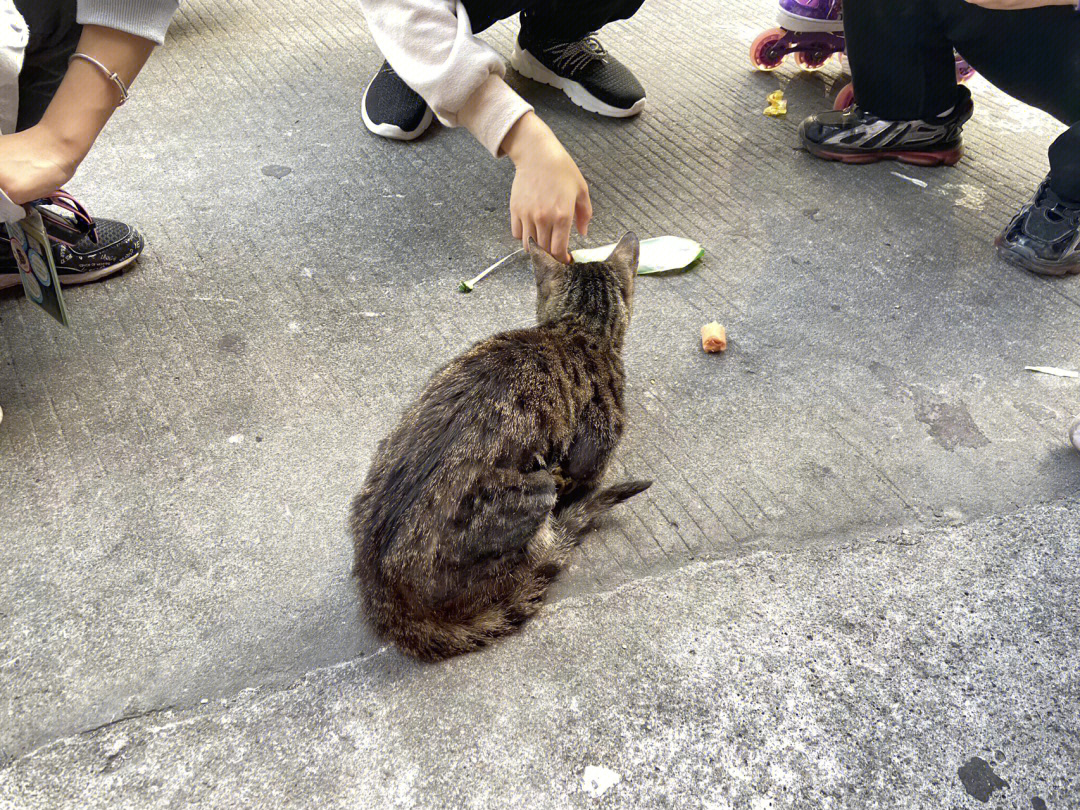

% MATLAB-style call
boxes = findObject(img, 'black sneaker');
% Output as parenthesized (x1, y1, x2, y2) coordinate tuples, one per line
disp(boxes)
(2, 202, 143, 290)
(994, 175, 1080, 276)
(511, 32, 645, 118)
(799, 85, 974, 167)
(362, 60, 433, 141)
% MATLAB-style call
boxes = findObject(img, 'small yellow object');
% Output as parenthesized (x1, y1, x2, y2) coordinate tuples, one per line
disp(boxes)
(764, 90, 787, 117)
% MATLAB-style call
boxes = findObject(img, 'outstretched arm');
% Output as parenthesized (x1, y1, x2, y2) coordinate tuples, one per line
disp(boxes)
(358, 0, 593, 261)
(503, 112, 592, 262)
(0, 25, 155, 204)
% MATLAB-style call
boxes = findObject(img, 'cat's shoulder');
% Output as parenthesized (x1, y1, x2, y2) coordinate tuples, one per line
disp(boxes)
(461, 326, 554, 360)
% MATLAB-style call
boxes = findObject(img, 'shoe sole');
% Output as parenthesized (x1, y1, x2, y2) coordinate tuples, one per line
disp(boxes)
(361, 74, 434, 142)
(803, 138, 963, 167)
(0, 254, 138, 290)
(993, 235, 1080, 277)
(776, 7, 844, 33)
(510, 45, 646, 118)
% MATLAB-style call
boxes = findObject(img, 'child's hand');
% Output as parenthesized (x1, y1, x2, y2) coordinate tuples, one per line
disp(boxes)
(502, 112, 592, 263)
(0, 126, 77, 205)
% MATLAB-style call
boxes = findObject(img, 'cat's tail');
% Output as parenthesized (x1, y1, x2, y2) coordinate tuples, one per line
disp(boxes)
(554, 479, 653, 540)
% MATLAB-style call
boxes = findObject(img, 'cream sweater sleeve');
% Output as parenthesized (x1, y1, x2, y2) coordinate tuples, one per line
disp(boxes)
(359, 0, 534, 157)
(76, 0, 179, 45)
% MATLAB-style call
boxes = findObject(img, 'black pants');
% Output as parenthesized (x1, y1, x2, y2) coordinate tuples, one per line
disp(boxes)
(845, 0, 1080, 201)
(12, 0, 79, 132)
(462, 0, 644, 40)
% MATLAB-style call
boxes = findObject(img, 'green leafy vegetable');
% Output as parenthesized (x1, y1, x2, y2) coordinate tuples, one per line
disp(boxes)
(571, 236, 704, 275)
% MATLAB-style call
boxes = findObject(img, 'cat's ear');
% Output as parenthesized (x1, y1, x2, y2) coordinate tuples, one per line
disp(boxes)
(608, 232, 639, 298)
(528, 238, 566, 296)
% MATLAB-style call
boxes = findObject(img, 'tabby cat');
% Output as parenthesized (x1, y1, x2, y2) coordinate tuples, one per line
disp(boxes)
(350, 232, 650, 661)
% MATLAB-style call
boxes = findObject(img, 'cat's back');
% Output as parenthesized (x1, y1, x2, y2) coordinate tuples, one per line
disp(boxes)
(352, 326, 577, 558)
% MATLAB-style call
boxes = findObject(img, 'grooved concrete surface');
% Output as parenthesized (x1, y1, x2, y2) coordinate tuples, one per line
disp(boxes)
(2, 503, 1078, 809)
(1, 0, 1079, 798)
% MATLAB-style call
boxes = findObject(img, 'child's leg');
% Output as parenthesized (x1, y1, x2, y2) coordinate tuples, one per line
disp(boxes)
(936, 0, 1080, 132)
(458, 0, 643, 38)
(996, 119, 1080, 276)
(843, 0, 958, 120)
(935, 0, 1080, 204)
(13, 0, 80, 131)
(517, 0, 645, 43)
(919, 0, 1080, 275)
(1048, 125, 1080, 205)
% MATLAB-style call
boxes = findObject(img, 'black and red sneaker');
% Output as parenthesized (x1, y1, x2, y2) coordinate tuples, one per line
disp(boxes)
(1, 194, 143, 290)
(798, 85, 974, 167)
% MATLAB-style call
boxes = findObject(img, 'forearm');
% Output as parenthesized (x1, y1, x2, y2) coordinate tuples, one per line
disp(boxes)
(37, 25, 155, 175)
(502, 112, 558, 165)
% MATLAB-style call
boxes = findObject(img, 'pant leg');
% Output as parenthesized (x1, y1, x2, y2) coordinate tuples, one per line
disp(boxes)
(846, 0, 1080, 200)
(932, 0, 1080, 202)
(843, 0, 959, 120)
(1048, 125, 1080, 203)
(461, 0, 644, 40)
(13, 0, 79, 131)
(519, 0, 643, 43)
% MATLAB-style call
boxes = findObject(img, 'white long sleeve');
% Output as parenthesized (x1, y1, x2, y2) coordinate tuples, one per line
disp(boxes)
(76, 0, 178, 44)
(358, 0, 533, 156)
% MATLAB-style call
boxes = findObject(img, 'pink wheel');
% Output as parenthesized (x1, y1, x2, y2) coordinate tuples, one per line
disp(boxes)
(795, 50, 832, 71)
(750, 29, 787, 71)
(833, 82, 855, 111)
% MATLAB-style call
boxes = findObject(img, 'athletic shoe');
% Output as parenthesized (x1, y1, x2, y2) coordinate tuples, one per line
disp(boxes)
(798, 85, 974, 167)
(511, 32, 645, 118)
(2, 201, 143, 290)
(994, 175, 1080, 276)
(362, 60, 433, 141)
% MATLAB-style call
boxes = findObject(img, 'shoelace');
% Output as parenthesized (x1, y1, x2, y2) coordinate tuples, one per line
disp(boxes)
(546, 35, 606, 74)
(32, 191, 98, 248)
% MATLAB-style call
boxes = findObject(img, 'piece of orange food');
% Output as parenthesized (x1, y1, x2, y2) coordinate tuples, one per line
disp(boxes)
(701, 322, 727, 353)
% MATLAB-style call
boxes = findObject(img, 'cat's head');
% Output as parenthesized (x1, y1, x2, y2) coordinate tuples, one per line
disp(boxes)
(528, 232, 639, 340)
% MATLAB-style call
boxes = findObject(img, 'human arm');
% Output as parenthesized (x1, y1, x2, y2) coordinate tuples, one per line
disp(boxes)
(358, 0, 593, 260)
(503, 113, 591, 262)
(0, 25, 157, 205)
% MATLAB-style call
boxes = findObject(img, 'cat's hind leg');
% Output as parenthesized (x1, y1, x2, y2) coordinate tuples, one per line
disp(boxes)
(455, 467, 558, 564)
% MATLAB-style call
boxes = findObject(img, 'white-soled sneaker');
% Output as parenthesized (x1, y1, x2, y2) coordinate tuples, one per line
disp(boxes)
(362, 61, 434, 141)
(2, 195, 143, 290)
(511, 32, 645, 118)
